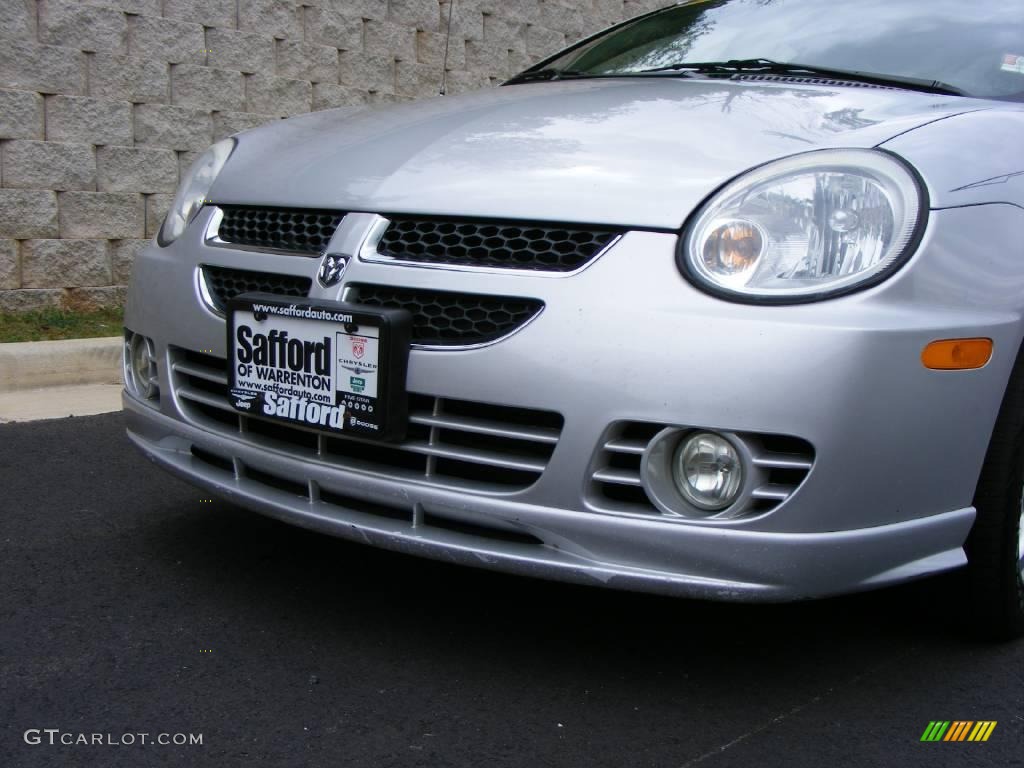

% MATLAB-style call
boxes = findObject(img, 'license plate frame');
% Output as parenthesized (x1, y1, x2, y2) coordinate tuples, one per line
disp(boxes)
(226, 292, 411, 441)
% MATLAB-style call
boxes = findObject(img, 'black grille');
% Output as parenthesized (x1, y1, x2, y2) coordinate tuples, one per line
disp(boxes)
(202, 265, 311, 312)
(216, 206, 344, 255)
(347, 284, 543, 346)
(378, 217, 621, 272)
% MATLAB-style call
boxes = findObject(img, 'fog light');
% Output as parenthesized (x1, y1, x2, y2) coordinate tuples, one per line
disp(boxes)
(673, 432, 743, 511)
(125, 332, 158, 400)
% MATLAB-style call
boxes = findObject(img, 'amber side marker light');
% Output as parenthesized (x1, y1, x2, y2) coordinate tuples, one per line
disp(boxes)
(922, 338, 993, 370)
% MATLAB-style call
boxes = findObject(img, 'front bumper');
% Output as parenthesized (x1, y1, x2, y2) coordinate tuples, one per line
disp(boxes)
(126, 396, 974, 600)
(124, 203, 1024, 600)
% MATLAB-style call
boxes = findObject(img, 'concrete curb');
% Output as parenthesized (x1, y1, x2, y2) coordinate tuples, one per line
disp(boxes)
(0, 337, 123, 393)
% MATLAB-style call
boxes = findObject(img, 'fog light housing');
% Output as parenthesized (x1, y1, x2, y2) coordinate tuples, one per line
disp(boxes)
(124, 331, 158, 401)
(672, 432, 743, 511)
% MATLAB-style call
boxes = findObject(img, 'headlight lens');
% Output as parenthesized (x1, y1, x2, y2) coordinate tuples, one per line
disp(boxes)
(681, 149, 925, 302)
(158, 138, 235, 246)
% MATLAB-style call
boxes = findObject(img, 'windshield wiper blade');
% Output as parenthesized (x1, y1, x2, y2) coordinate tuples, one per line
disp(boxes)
(641, 58, 779, 74)
(640, 58, 966, 96)
(504, 68, 589, 85)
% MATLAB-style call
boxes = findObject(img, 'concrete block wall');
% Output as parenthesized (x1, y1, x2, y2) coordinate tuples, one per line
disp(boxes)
(0, 0, 674, 313)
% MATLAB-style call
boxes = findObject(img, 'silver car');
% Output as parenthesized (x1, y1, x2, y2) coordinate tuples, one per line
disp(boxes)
(124, 0, 1024, 637)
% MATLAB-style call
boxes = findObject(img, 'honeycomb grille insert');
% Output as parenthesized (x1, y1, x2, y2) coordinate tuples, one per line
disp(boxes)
(347, 284, 543, 347)
(201, 265, 311, 313)
(377, 217, 621, 272)
(170, 348, 564, 494)
(216, 206, 344, 255)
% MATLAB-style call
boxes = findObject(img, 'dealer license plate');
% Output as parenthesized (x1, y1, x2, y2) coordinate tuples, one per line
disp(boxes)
(226, 293, 411, 441)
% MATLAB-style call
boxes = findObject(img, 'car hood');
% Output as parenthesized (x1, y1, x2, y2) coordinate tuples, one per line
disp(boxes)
(212, 78, 986, 230)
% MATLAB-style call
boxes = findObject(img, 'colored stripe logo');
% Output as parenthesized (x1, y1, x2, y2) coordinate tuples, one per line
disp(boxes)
(921, 721, 997, 742)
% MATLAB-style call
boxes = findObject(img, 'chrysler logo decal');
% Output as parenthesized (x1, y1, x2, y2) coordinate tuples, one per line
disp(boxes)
(318, 253, 348, 287)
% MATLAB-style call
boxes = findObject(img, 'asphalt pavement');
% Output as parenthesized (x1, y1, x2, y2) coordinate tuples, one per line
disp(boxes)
(2, 413, 1022, 767)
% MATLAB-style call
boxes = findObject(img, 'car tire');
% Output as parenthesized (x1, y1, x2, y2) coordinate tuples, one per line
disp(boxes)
(964, 347, 1024, 641)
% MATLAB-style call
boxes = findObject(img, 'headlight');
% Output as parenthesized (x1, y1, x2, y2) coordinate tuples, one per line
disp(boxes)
(680, 149, 926, 302)
(158, 138, 235, 246)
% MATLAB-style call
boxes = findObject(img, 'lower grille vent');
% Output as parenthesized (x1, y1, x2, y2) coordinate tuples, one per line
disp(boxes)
(188, 444, 544, 545)
(172, 348, 563, 493)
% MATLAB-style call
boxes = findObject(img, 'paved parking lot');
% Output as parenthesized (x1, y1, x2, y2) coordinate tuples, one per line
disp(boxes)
(2, 413, 1022, 767)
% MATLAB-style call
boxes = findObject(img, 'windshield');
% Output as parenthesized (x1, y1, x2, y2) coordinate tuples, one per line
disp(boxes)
(526, 0, 1024, 101)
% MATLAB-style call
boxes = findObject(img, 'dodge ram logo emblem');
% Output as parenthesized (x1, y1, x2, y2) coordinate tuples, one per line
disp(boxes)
(318, 253, 348, 287)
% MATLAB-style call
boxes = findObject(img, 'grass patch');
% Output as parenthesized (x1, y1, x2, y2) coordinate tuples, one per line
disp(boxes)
(0, 307, 124, 343)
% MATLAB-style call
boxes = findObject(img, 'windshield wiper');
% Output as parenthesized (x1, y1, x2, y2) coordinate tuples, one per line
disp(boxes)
(504, 68, 590, 85)
(639, 58, 966, 96)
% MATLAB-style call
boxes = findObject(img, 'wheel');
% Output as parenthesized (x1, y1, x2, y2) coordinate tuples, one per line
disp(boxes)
(964, 348, 1024, 640)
